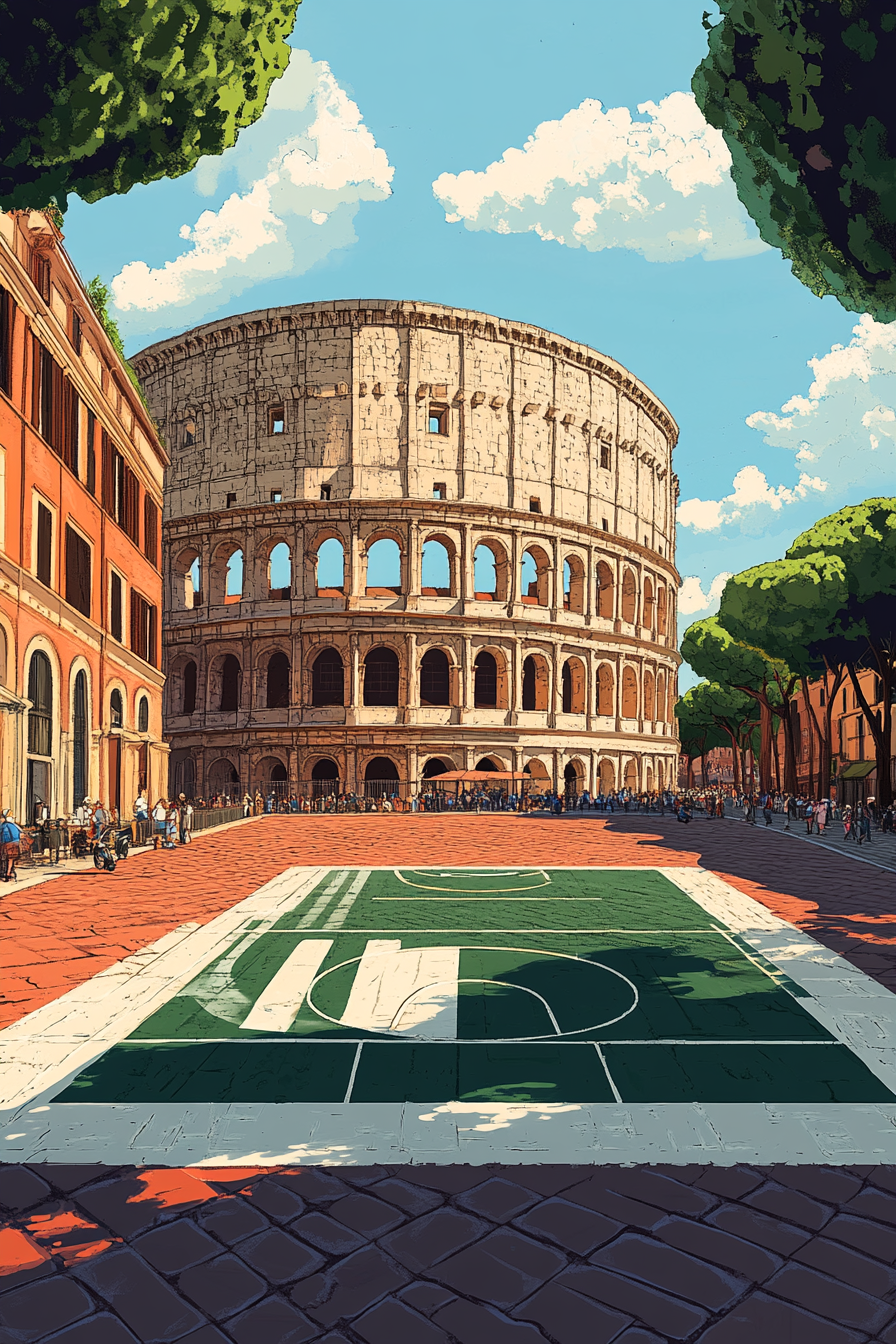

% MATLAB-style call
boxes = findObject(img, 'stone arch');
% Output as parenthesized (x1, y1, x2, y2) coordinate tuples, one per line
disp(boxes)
(168, 654, 199, 717)
(564, 758, 585, 794)
(523, 757, 550, 780)
(521, 544, 550, 606)
(310, 646, 345, 707)
(646, 764, 654, 792)
(420, 647, 451, 706)
(562, 656, 586, 714)
(621, 568, 637, 624)
(621, 665, 638, 719)
(364, 755, 401, 797)
(643, 668, 656, 720)
(474, 646, 509, 710)
(313, 532, 346, 595)
(596, 561, 614, 619)
(264, 539, 292, 600)
(643, 575, 655, 630)
(208, 757, 240, 795)
(69, 656, 93, 810)
(421, 534, 454, 597)
(521, 652, 550, 712)
(173, 544, 202, 610)
(624, 758, 639, 790)
(109, 685, 124, 729)
(656, 669, 666, 722)
(265, 649, 291, 709)
(256, 754, 288, 786)
(472, 538, 509, 602)
(656, 583, 668, 637)
(365, 536, 403, 596)
(310, 756, 340, 782)
(421, 756, 454, 778)
(563, 554, 585, 614)
(597, 662, 615, 716)
(364, 645, 400, 706)
(599, 758, 615, 793)
(208, 652, 242, 712)
(209, 542, 244, 606)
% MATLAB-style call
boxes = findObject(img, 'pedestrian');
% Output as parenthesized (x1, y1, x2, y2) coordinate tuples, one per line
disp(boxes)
(805, 800, 814, 835)
(859, 799, 873, 845)
(133, 790, 148, 821)
(762, 797, 774, 826)
(164, 800, 178, 848)
(0, 809, 23, 881)
(784, 794, 797, 830)
(243, 791, 252, 819)
(152, 798, 166, 838)
(181, 796, 193, 844)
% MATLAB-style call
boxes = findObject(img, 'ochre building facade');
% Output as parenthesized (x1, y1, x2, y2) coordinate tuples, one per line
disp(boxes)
(0, 210, 167, 822)
(133, 300, 680, 799)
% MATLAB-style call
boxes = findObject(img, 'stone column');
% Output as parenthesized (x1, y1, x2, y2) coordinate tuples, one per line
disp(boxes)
(550, 639, 561, 728)
(406, 519, 420, 611)
(461, 634, 473, 720)
(349, 635, 361, 720)
(348, 526, 364, 606)
(550, 536, 562, 620)
(404, 631, 418, 723)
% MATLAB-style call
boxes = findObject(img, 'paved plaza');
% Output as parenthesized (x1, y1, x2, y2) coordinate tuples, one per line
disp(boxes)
(2, 813, 896, 1342)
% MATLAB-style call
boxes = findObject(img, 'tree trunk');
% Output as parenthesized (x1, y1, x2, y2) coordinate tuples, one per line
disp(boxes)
(849, 650, 894, 809)
(758, 699, 773, 792)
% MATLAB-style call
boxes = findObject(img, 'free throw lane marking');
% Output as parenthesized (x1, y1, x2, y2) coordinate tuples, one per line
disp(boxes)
(323, 869, 371, 929)
(393, 868, 551, 892)
(241, 940, 333, 1034)
(337, 941, 461, 1037)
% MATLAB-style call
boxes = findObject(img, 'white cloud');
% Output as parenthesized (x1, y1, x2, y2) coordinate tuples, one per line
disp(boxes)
(432, 92, 766, 263)
(679, 571, 732, 616)
(678, 464, 828, 533)
(745, 314, 896, 494)
(111, 51, 393, 334)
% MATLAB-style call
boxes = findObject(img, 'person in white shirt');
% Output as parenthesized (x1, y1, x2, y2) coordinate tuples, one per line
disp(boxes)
(133, 792, 148, 821)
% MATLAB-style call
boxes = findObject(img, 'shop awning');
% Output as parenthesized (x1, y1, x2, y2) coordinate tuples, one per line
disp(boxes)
(839, 761, 876, 779)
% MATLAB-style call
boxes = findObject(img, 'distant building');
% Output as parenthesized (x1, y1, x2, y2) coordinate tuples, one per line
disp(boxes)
(0, 210, 168, 822)
(783, 669, 895, 806)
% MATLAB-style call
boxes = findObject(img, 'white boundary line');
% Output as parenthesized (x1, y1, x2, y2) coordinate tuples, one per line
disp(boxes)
(4, 863, 896, 1166)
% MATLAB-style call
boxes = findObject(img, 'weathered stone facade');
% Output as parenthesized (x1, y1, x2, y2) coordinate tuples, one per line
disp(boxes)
(133, 300, 680, 797)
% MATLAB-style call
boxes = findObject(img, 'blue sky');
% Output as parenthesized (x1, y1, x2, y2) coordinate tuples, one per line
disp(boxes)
(61, 0, 896, 683)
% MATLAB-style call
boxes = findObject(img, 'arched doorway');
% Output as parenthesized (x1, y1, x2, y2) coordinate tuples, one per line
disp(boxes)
(364, 756, 400, 799)
(208, 758, 240, 798)
(72, 670, 88, 808)
(476, 757, 499, 772)
(364, 647, 400, 706)
(420, 648, 450, 706)
(473, 651, 497, 708)
(312, 648, 344, 707)
(310, 757, 339, 799)
(624, 759, 638, 790)
(421, 758, 450, 778)
(564, 760, 583, 801)
(266, 651, 290, 709)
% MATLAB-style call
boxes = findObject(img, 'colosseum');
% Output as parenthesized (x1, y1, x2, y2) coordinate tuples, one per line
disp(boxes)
(132, 300, 681, 801)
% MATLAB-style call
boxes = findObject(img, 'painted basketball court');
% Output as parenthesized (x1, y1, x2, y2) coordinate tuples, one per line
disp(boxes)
(3, 862, 896, 1165)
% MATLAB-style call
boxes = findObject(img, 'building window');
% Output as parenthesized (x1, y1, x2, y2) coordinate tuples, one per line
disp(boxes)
(312, 647, 344, 707)
(268, 405, 285, 434)
(184, 419, 196, 446)
(72, 670, 88, 806)
(363, 646, 400, 707)
(183, 660, 197, 714)
(36, 341, 79, 473)
(110, 571, 123, 641)
(64, 525, 91, 617)
(130, 592, 157, 666)
(602, 517, 609, 532)
(529, 497, 541, 514)
(30, 251, 50, 302)
(600, 442, 610, 470)
(71, 310, 82, 355)
(266, 651, 291, 709)
(101, 432, 140, 541)
(137, 694, 149, 733)
(428, 404, 448, 435)
(85, 410, 96, 496)
(143, 497, 159, 567)
(27, 650, 53, 756)
(0, 285, 16, 397)
(433, 482, 446, 500)
(270, 490, 282, 503)
(226, 492, 237, 508)
(36, 502, 53, 586)
(473, 651, 498, 708)
(110, 688, 123, 729)
(319, 484, 331, 501)
(220, 654, 241, 711)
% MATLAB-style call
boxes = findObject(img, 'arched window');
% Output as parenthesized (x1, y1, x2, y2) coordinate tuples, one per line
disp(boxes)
(183, 660, 197, 715)
(621, 666, 638, 718)
(422, 758, 450, 778)
(225, 549, 243, 603)
(657, 585, 668, 637)
(596, 562, 614, 618)
(561, 661, 572, 714)
(476, 757, 499, 771)
(644, 670, 656, 720)
(189, 557, 201, 607)
(522, 656, 537, 711)
(72, 670, 88, 805)
(656, 670, 666, 722)
(597, 664, 614, 716)
(268, 543, 291, 599)
(266, 651, 290, 709)
(110, 688, 123, 729)
(521, 655, 548, 711)
(316, 538, 345, 593)
(421, 540, 451, 596)
(137, 694, 149, 733)
(311, 757, 339, 796)
(474, 650, 497, 708)
(27, 651, 53, 756)
(364, 646, 400, 706)
(209, 758, 239, 792)
(473, 544, 498, 600)
(220, 655, 241, 711)
(621, 569, 637, 624)
(365, 538, 402, 595)
(420, 648, 450, 706)
(562, 659, 586, 714)
(521, 548, 549, 606)
(312, 648, 344, 707)
(563, 557, 585, 613)
(643, 577, 655, 629)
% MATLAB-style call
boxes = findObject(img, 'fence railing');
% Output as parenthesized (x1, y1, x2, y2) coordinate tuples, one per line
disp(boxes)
(191, 805, 245, 833)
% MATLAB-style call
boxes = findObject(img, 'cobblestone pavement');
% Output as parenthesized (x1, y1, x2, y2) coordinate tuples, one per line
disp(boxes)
(2, 815, 896, 1341)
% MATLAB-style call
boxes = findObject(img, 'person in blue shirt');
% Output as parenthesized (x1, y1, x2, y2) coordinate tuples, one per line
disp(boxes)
(0, 810, 23, 880)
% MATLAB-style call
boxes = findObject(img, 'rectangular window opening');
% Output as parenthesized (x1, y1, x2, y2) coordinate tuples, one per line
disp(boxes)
(529, 497, 541, 514)
(71, 310, 82, 355)
(600, 443, 611, 470)
(36, 502, 52, 587)
(130, 591, 158, 666)
(428, 404, 448, 435)
(268, 405, 285, 435)
(270, 490, 282, 503)
(65, 524, 91, 617)
(601, 518, 609, 532)
(226, 492, 237, 508)
(433, 483, 446, 500)
(319, 484, 331, 501)
(110, 571, 123, 641)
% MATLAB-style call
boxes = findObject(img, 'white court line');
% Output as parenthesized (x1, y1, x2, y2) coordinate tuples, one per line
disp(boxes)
(323, 870, 371, 929)
(99, 1036, 835, 1047)
(241, 940, 333, 1033)
(594, 1044, 623, 1102)
(297, 870, 350, 927)
(343, 1043, 363, 1103)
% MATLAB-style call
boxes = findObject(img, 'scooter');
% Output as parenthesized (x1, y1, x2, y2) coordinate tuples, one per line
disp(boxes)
(92, 824, 130, 871)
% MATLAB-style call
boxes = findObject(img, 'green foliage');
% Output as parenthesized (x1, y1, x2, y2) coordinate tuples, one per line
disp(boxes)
(680, 616, 787, 704)
(0, 0, 300, 212)
(693, 1, 896, 322)
(86, 275, 146, 407)
(787, 498, 896, 643)
(717, 552, 852, 672)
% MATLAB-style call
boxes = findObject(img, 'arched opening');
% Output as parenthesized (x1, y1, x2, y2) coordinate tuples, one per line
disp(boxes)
(72, 670, 88, 807)
(476, 757, 499, 772)
(564, 761, 583, 799)
(562, 658, 585, 714)
(316, 537, 345, 595)
(364, 756, 400, 798)
(266, 651, 290, 709)
(364, 646, 400, 706)
(596, 561, 614, 619)
(110, 688, 123, 729)
(311, 648, 344, 707)
(624, 759, 638, 790)
(176, 549, 201, 609)
(220, 654, 241, 712)
(225, 549, 243, 604)
(421, 539, 451, 597)
(137, 694, 149, 733)
(621, 569, 637, 624)
(171, 752, 196, 799)
(258, 756, 288, 785)
(268, 542, 291, 600)
(422, 758, 450, 778)
(521, 654, 549, 712)
(473, 650, 497, 708)
(524, 758, 550, 780)
(311, 757, 339, 797)
(563, 556, 585, 614)
(644, 669, 656, 720)
(656, 670, 666, 723)
(621, 666, 638, 719)
(183, 660, 197, 715)
(599, 759, 615, 793)
(473, 542, 508, 601)
(646, 765, 654, 792)
(366, 537, 402, 596)
(0, 626, 7, 687)
(597, 663, 614, 716)
(420, 648, 450, 706)
(643, 576, 655, 630)
(208, 758, 239, 795)
(657, 585, 668, 637)
(521, 546, 549, 606)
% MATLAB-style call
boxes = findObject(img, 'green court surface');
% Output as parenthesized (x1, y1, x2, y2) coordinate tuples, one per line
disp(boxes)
(56, 867, 894, 1107)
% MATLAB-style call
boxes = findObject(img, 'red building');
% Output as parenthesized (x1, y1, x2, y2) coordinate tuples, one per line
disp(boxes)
(0, 210, 167, 822)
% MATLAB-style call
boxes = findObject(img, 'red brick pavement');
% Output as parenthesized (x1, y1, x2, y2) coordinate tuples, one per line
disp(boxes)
(3, 814, 896, 1342)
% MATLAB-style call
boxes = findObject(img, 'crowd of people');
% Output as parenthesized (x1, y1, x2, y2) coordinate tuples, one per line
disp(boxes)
(675, 788, 894, 844)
